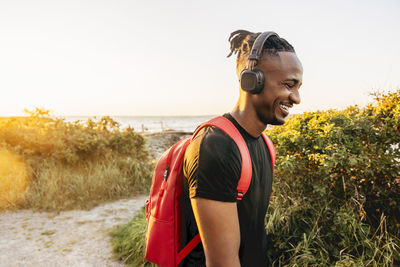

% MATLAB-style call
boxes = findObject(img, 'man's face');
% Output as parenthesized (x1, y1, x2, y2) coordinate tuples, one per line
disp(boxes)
(250, 51, 303, 125)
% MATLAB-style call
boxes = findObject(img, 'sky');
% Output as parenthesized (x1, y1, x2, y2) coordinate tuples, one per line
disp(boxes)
(0, 0, 399, 116)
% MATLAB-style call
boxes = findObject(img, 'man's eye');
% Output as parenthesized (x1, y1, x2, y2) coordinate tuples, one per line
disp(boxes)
(285, 84, 294, 89)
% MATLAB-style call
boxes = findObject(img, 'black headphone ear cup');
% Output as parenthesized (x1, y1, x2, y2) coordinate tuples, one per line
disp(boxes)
(240, 69, 265, 94)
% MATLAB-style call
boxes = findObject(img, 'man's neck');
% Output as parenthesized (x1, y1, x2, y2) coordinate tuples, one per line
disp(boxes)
(230, 108, 267, 138)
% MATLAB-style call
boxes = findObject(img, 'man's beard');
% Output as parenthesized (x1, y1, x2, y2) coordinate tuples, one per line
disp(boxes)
(270, 118, 285, 125)
(257, 112, 285, 126)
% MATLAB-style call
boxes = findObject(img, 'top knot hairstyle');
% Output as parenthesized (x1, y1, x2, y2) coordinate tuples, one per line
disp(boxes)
(227, 29, 295, 59)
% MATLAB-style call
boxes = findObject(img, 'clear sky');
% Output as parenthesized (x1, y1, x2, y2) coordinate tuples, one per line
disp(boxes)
(1, 0, 399, 116)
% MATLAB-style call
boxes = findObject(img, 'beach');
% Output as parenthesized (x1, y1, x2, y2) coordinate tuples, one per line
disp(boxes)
(142, 130, 192, 160)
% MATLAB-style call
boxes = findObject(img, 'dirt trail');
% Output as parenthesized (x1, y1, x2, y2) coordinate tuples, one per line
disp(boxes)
(0, 195, 147, 267)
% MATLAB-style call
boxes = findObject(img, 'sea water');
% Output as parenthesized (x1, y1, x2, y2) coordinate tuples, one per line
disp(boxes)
(64, 115, 216, 133)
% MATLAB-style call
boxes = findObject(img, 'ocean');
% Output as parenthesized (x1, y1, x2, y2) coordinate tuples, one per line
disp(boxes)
(64, 115, 216, 133)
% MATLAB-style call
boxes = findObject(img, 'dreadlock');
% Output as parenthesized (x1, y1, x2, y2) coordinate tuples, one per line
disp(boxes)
(227, 29, 295, 59)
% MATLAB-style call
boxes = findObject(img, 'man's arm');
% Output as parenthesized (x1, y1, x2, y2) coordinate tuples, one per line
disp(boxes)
(191, 197, 241, 267)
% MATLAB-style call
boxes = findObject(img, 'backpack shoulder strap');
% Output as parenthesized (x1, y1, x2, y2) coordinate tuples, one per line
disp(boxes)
(192, 116, 251, 200)
(178, 116, 251, 264)
(261, 133, 276, 173)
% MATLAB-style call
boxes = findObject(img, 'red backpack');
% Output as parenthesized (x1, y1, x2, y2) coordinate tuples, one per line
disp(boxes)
(144, 116, 276, 267)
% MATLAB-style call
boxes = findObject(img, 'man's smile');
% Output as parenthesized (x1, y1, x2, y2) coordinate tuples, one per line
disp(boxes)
(279, 102, 292, 117)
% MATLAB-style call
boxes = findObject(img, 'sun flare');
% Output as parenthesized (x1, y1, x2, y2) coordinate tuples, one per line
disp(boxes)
(0, 148, 28, 209)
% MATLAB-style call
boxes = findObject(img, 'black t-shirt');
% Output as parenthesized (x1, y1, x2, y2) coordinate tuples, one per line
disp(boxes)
(180, 114, 273, 267)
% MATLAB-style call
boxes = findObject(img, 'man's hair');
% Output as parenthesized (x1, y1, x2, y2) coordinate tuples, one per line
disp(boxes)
(227, 30, 295, 59)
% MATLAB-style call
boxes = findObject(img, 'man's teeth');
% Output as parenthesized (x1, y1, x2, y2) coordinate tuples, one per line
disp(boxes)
(280, 104, 290, 111)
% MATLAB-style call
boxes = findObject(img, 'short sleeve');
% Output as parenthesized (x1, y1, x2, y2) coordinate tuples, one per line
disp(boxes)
(183, 127, 242, 202)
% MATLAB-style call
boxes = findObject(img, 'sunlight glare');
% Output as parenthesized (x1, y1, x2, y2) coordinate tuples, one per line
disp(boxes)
(0, 148, 29, 209)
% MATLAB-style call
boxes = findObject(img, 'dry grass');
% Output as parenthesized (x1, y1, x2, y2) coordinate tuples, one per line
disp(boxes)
(0, 109, 154, 211)
(21, 158, 152, 211)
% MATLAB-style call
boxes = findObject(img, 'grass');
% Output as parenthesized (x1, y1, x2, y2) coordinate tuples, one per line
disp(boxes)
(21, 158, 152, 211)
(264, 189, 400, 266)
(110, 198, 399, 267)
(110, 207, 156, 267)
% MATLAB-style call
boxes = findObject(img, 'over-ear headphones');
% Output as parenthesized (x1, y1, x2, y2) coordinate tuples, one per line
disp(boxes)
(240, 31, 279, 94)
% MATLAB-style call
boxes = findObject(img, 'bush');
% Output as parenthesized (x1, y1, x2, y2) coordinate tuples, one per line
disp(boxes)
(0, 109, 154, 211)
(265, 89, 400, 265)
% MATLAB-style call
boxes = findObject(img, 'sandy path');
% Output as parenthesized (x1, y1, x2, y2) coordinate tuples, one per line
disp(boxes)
(0, 195, 147, 267)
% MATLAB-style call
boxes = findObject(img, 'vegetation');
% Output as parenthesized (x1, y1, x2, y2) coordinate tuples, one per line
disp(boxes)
(0, 108, 153, 211)
(111, 207, 156, 267)
(264, 89, 400, 265)
(110, 89, 400, 266)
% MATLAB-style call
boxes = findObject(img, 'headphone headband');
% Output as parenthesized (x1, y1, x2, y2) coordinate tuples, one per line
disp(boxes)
(248, 31, 279, 62)
(240, 31, 280, 94)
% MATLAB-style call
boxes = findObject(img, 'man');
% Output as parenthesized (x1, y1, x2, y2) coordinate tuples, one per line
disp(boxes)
(180, 30, 303, 266)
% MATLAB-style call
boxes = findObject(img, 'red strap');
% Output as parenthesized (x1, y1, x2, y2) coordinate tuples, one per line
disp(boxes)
(177, 234, 201, 264)
(192, 116, 252, 200)
(261, 133, 276, 173)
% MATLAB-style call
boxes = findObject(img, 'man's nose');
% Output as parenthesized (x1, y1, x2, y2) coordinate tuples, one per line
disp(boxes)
(290, 89, 301, 105)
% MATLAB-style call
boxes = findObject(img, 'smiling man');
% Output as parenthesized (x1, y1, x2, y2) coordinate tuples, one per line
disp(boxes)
(180, 30, 303, 266)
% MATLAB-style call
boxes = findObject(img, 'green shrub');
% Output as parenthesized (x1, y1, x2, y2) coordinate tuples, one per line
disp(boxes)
(0, 109, 154, 211)
(265, 89, 400, 265)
